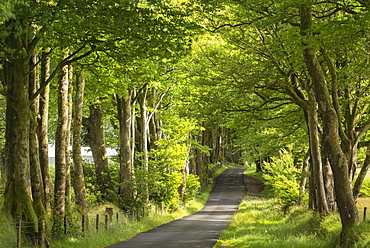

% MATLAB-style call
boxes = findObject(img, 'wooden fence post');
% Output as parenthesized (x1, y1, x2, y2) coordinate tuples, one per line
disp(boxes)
(105, 215, 108, 229)
(96, 214, 99, 232)
(17, 220, 22, 248)
(38, 220, 45, 247)
(364, 207, 367, 222)
(106, 207, 113, 221)
(82, 215, 85, 233)
(64, 216, 67, 235)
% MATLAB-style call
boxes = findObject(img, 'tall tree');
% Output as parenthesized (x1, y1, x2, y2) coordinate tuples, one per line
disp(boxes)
(83, 102, 114, 201)
(72, 71, 87, 215)
(54, 62, 70, 224)
(299, 4, 360, 234)
(116, 91, 135, 208)
(39, 51, 53, 214)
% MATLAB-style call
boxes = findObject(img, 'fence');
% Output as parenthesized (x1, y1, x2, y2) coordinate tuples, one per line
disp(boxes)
(0, 207, 147, 248)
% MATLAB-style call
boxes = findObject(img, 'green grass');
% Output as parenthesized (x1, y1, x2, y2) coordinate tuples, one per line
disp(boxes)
(0, 212, 17, 248)
(214, 167, 370, 248)
(46, 185, 211, 248)
(214, 197, 342, 248)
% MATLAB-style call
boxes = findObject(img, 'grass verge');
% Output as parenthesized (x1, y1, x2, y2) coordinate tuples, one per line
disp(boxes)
(46, 187, 211, 248)
(214, 197, 343, 248)
(214, 167, 370, 248)
(43, 166, 231, 248)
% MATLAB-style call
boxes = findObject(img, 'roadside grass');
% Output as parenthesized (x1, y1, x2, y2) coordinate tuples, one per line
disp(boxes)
(16, 166, 228, 248)
(0, 212, 17, 248)
(214, 198, 342, 248)
(46, 184, 211, 248)
(214, 166, 370, 248)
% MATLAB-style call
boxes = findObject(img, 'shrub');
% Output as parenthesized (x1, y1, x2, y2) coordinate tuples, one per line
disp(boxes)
(360, 178, 370, 196)
(262, 149, 305, 210)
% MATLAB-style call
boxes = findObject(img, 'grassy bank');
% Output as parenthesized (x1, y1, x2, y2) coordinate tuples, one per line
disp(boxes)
(43, 166, 231, 248)
(214, 167, 370, 248)
(214, 197, 342, 247)
(49, 191, 210, 248)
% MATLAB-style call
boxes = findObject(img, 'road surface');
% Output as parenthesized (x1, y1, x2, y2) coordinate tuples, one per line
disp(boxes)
(106, 167, 246, 248)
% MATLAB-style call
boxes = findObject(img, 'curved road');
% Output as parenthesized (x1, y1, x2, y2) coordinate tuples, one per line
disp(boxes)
(106, 167, 246, 248)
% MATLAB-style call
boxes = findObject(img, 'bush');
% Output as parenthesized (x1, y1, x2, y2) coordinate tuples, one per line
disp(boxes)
(262, 149, 305, 210)
(361, 178, 370, 196)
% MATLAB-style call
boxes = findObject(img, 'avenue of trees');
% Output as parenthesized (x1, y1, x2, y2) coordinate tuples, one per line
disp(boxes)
(1, 0, 370, 246)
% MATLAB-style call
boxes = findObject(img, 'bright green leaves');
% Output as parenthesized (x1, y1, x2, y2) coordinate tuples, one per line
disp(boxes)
(262, 149, 307, 210)
(0, 1, 14, 22)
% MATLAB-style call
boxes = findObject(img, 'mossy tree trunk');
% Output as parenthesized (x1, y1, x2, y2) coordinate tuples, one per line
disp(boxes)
(138, 84, 149, 203)
(117, 91, 134, 208)
(300, 5, 360, 240)
(83, 102, 114, 201)
(29, 51, 46, 222)
(305, 80, 329, 214)
(54, 62, 70, 226)
(65, 65, 73, 210)
(3, 19, 38, 225)
(39, 51, 53, 214)
(72, 71, 88, 216)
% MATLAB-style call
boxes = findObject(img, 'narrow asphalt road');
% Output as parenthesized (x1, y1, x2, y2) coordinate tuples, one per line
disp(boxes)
(106, 167, 246, 248)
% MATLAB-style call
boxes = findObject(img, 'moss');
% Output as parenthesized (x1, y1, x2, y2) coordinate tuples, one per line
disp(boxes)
(3, 181, 38, 228)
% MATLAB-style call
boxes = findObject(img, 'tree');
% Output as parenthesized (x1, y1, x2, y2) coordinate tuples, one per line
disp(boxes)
(72, 71, 87, 216)
(54, 62, 70, 228)
(299, 3, 360, 234)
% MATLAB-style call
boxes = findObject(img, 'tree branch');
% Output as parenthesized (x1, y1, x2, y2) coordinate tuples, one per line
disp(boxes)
(29, 44, 96, 101)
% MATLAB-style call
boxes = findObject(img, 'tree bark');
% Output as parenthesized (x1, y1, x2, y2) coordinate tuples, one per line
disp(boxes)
(300, 4, 360, 233)
(138, 84, 149, 203)
(83, 102, 113, 201)
(29, 51, 46, 219)
(3, 19, 37, 224)
(305, 80, 329, 214)
(65, 64, 73, 210)
(39, 51, 53, 214)
(299, 150, 310, 196)
(323, 156, 336, 211)
(54, 62, 70, 221)
(353, 143, 370, 202)
(72, 72, 87, 215)
(117, 91, 134, 207)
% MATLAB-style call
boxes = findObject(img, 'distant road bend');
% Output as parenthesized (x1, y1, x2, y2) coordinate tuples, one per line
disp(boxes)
(106, 167, 246, 248)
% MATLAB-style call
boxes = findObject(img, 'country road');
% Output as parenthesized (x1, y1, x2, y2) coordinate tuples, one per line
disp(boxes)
(106, 167, 247, 248)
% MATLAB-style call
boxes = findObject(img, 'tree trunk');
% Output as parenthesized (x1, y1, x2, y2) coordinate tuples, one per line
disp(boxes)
(29, 51, 46, 220)
(54, 62, 70, 222)
(3, 19, 37, 224)
(299, 150, 310, 196)
(138, 84, 149, 203)
(117, 91, 134, 207)
(323, 156, 336, 211)
(65, 64, 73, 210)
(39, 51, 53, 214)
(83, 102, 113, 201)
(300, 4, 360, 235)
(72, 72, 87, 216)
(305, 80, 329, 214)
(353, 143, 370, 202)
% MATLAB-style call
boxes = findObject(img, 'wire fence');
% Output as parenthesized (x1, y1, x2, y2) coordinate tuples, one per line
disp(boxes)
(0, 206, 155, 248)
